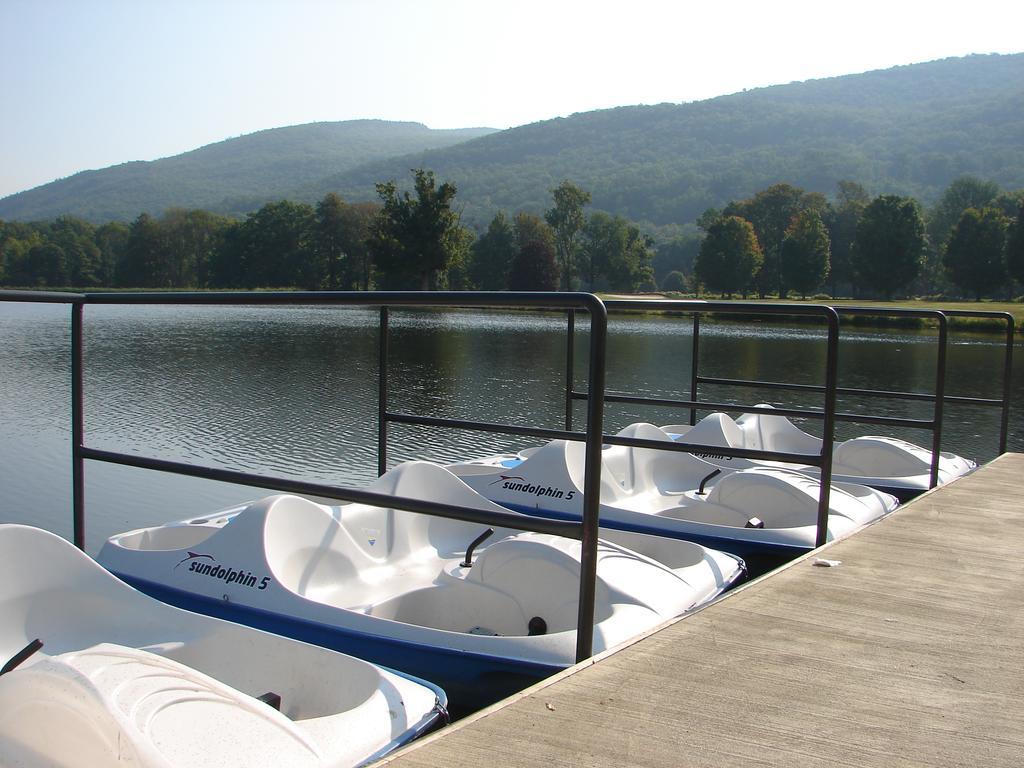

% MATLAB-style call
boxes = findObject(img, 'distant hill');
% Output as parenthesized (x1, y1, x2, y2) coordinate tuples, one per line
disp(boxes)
(0, 121, 497, 222)
(2, 53, 1022, 229)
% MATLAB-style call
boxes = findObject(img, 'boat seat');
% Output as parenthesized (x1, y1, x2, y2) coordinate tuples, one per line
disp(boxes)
(262, 496, 385, 608)
(682, 412, 746, 449)
(468, 535, 608, 635)
(833, 436, 933, 476)
(703, 470, 823, 529)
(736, 406, 821, 455)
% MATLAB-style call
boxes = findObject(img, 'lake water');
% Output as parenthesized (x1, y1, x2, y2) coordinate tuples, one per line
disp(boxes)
(1, 300, 1019, 554)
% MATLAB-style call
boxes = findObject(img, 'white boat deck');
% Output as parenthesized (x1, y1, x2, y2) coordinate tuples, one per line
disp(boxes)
(377, 452, 1024, 768)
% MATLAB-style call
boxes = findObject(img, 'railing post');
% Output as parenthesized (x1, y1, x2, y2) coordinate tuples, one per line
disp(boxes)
(565, 309, 575, 431)
(377, 306, 389, 477)
(929, 315, 949, 489)
(999, 315, 1014, 455)
(575, 297, 607, 664)
(689, 313, 700, 426)
(71, 302, 86, 550)
(815, 308, 839, 548)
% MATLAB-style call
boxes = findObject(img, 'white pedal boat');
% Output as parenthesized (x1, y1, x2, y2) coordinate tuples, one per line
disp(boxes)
(99, 461, 744, 713)
(663, 405, 976, 500)
(0, 524, 447, 768)
(448, 422, 898, 563)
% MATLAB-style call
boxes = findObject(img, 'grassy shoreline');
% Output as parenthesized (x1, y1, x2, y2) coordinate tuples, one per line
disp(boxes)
(602, 294, 1022, 333)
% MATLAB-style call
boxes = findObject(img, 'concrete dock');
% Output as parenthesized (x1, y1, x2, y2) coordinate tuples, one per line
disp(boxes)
(379, 453, 1024, 767)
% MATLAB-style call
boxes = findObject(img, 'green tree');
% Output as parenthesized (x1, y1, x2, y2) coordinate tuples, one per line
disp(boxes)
(343, 202, 379, 290)
(544, 180, 591, 290)
(581, 212, 655, 292)
(943, 207, 1009, 298)
(437, 226, 476, 289)
(310, 198, 379, 290)
(95, 222, 129, 285)
(243, 200, 316, 288)
(27, 243, 69, 286)
(313, 192, 350, 289)
(118, 213, 167, 287)
(469, 211, 516, 290)
(1007, 199, 1024, 287)
(47, 215, 101, 287)
(725, 183, 822, 298)
(853, 195, 926, 299)
(509, 239, 559, 291)
(824, 180, 869, 297)
(694, 215, 762, 298)
(780, 210, 831, 299)
(513, 212, 555, 252)
(159, 208, 231, 288)
(370, 169, 465, 290)
(0, 221, 42, 286)
(928, 176, 1001, 252)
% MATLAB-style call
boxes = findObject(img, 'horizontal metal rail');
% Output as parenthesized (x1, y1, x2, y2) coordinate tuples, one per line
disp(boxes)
(694, 376, 1007, 409)
(81, 448, 582, 538)
(385, 413, 583, 444)
(573, 391, 935, 430)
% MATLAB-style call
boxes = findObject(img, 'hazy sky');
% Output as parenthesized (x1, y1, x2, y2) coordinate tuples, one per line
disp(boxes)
(1, 0, 1021, 199)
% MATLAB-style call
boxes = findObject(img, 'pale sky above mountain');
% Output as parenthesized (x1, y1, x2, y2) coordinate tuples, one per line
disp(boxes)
(1, 0, 1021, 199)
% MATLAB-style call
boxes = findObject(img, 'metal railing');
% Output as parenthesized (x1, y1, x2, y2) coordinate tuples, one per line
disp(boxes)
(591, 300, 1013, 495)
(571, 300, 842, 547)
(0, 290, 609, 663)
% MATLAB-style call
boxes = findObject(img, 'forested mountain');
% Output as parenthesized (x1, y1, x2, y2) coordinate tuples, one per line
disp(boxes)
(2, 53, 1022, 229)
(304, 54, 1024, 230)
(0, 121, 496, 222)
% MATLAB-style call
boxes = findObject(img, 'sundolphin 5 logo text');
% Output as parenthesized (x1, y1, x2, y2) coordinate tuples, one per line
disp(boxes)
(492, 475, 575, 501)
(176, 551, 270, 590)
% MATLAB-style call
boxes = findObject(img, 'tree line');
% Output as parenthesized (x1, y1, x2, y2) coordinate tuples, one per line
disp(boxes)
(0, 170, 652, 294)
(685, 177, 1024, 300)
(1, 170, 1021, 300)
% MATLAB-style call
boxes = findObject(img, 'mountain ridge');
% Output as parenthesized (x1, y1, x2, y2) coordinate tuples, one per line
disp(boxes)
(0, 120, 497, 222)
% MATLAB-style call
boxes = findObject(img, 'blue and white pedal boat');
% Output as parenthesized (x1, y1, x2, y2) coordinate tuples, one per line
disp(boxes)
(0, 524, 447, 768)
(663, 406, 976, 501)
(98, 461, 744, 713)
(448, 423, 898, 563)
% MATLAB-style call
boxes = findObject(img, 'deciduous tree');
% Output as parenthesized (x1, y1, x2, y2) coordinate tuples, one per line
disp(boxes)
(581, 212, 654, 292)
(724, 183, 824, 298)
(853, 195, 926, 299)
(780, 210, 830, 299)
(370, 169, 465, 290)
(509, 240, 559, 291)
(469, 212, 516, 290)
(513, 212, 555, 252)
(824, 180, 869, 297)
(943, 207, 1008, 298)
(544, 181, 591, 290)
(694, 215, 762, 298)
(314, 192, 349, 289)
(928, 176, 1001, 251)
(119, 213, 167, 287)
